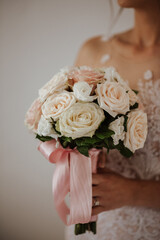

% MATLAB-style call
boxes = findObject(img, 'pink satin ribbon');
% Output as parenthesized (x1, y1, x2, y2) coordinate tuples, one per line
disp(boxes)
(38, 139, 101, 225)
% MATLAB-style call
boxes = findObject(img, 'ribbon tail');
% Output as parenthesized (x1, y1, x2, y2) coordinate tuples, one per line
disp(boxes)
(68, 151, 92, 225)
(52, 151, 70, 225)
(38, 140, 71, 225)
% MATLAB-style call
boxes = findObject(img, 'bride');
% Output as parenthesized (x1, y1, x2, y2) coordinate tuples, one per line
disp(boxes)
(65, 0, 160, 239)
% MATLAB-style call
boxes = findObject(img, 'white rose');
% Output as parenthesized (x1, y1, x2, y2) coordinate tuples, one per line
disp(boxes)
(60, 65, 74, 75)
(38, 72, 68, 102)
(103, 67, 129, 88)
(124, 110, 148, 153)
(58, 102, 105, 139)
(73, 81, 97, 102)
(97, 82, 130, 117)
(104, 67, 139, 107)
(37, 115, 56, 137)
(42, 91, 76, 121)
(109, 116, 125, 145)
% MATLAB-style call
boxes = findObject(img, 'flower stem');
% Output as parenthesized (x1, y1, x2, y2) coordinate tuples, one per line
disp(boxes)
(74, 221, 97, 235)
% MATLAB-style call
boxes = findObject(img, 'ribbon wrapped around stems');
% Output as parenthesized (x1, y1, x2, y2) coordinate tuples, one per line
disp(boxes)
(38, 139, 102, 225)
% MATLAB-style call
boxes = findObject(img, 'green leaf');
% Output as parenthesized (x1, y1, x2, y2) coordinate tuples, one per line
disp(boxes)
(58, 136, 73, 148)
(77, 146, 89, 157)
(103, 111, 116, 120)
(95, 129, 114, 140)
(104, 138, 109, 148)
(99, 116, 114, 129)
(92, 142, 106, 149)
(50, 118, 61, 135)
(75, 136, 102, 148)
(83, 136, 102, 144)
(60, 136, 72, 143)
(115, 141, 133, 158)
(75, 138, 85, 146)
(130, 102, 139, 110)
(120, 146, 133, 158)
(36, 134, 53, 142)
(95, 132, 105, 139)
(107, 137, 116, 149)
(123, 115, 128, 132)
(69, 141, 76, 149)
(61, 141, 69, 148)
(132, 89, 139, 95)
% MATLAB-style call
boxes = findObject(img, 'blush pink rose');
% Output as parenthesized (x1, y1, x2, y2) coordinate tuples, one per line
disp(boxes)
(68, 66, 105, 87)
(24, 98, 42, 132)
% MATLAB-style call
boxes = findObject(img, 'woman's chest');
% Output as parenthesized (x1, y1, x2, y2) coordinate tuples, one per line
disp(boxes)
(93, 56, 160, 90)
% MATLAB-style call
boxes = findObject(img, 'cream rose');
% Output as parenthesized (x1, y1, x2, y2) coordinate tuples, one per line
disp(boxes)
(124, 110, 148, 153)
(73, 81, 97, 102)
(42, 91, 76, 121)
(97, 82, 130, 117)
(109, 116, 125, 145)
(128, 89, 139, 106)
(58, 102, 105, 139)
(39, 72, 68, 102)
(37, 115, 57, 137)
(24, 98, 42, 133)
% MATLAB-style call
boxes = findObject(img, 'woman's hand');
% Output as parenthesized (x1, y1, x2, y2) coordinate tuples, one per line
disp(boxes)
(92, 167, 136, 216)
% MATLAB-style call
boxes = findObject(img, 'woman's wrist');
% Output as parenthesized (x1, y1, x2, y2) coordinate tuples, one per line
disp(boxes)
(127, 178, 160, 209)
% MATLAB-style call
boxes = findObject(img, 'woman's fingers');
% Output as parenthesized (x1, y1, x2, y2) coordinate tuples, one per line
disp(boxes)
(97, 167, 114, 174)
(92, 173, 100, 185)
(92, 167, 114, 184)
(92, 185, 100, 196)
(92, 206, 104, 216)
(97, 150, 107, 168)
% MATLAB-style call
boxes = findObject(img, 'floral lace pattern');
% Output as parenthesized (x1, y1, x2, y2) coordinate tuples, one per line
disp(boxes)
(65, 78, 160, 240)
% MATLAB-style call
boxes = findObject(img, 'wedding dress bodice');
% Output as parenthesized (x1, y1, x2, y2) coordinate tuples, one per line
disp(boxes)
(65, 78, 160, 240)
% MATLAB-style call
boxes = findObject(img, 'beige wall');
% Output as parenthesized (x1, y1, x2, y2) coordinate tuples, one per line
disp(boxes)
(1, 1, 133, 239)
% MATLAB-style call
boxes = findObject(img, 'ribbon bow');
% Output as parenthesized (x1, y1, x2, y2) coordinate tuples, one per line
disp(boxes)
(38, 139, 101, 225)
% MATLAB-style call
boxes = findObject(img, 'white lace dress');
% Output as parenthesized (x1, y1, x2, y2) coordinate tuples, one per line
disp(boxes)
(65, 78, 160, 240)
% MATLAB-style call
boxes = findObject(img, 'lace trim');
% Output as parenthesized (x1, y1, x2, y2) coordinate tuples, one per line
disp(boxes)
(65, 207, 160, 240)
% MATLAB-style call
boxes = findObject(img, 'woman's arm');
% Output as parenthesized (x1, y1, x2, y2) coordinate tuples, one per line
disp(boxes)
(92, 167, 160, 216)
(131, 177, 160, 209)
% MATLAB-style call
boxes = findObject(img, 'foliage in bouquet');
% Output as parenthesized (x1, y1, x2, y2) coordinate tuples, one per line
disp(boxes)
(25, 66, 147, 157)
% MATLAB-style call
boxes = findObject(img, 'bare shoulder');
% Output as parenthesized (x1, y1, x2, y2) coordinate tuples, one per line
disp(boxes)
(73, 31, 133, 67)
(74, 35, 113, 67)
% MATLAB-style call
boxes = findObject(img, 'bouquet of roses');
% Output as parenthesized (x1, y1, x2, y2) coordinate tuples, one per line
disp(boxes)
(24, 66, 147, 235)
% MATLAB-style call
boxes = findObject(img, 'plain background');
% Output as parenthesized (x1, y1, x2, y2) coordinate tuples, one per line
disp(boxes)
(1, 1, 134, 239)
